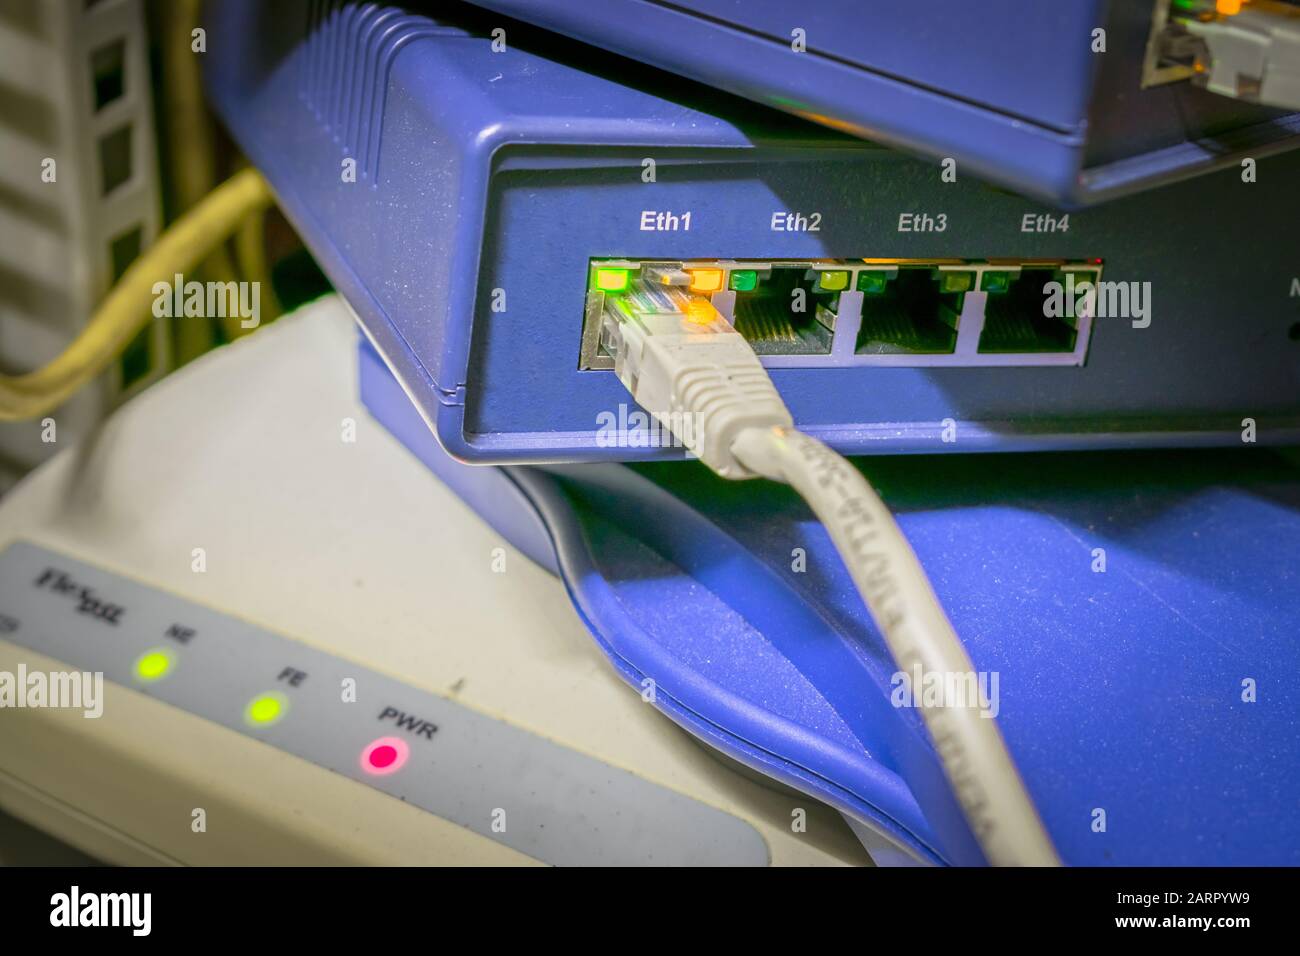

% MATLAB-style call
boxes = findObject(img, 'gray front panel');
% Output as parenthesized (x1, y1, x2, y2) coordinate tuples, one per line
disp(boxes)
(0, 541, 769, 866)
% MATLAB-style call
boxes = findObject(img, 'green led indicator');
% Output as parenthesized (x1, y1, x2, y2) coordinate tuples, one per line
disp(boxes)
(981, 271, 1011, 294)
(857, 271, 888, 294)
(245, 692, 288, 727)
(939, 271, 974, 294)
(818, 270, 850, 292)
(729, 270, 758, 292)
(593, 268, 630, 293)
(133, 647, 176, 682)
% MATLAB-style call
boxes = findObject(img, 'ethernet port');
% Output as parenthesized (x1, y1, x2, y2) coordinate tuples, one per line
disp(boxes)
(855, 267, 962, 354)
(978, 267, 1077, 354)
(732, 267, 834, 355)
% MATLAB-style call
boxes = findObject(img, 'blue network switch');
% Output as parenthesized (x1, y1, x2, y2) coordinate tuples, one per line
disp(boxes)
(204, 0, 1300, 463)
(468, 0, 1300, 205)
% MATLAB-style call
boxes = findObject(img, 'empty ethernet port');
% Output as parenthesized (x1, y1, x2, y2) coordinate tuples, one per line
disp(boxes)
(977, 267, 1077, 354)
(732, 267, 834, 355)
(855, 267, 963, 354)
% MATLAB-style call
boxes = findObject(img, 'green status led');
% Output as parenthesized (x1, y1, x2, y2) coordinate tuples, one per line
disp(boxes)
(133, 647, 176, 682)
(593, 268, 630, 293)
(939, 271, 974, 294)
(857, 271, 889, 294)
(818, 270, 850, 292)
(245, 692, 288, 727)
(729, 270, 758, 292)
(981, 271, 1011, 294)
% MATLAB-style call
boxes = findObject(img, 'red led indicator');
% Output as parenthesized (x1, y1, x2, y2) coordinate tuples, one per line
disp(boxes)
(361, 736, 409, 775)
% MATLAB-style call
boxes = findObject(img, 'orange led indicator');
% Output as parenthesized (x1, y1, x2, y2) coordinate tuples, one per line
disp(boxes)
(687, 269, 724, 293)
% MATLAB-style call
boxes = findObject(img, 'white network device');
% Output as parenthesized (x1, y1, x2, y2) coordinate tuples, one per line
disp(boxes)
(0, 298, 905, 867)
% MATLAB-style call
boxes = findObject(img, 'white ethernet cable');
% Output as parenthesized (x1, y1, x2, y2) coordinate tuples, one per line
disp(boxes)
(600, 282, 1061, 867)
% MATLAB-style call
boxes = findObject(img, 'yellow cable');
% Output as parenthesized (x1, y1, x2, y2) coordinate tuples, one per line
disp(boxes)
(233, 185, 283, 326)
(0, 168, 274, 421)
(163, 0, 249, 351)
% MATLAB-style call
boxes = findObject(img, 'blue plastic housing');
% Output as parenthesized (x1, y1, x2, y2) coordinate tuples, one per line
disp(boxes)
(205, 0, 1300, 464)
(362, 334, 1300, 866)
(468, 0, 1300, 205)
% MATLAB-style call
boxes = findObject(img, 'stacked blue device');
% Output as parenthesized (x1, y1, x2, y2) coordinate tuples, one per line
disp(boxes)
(470, 0, 1300, 205)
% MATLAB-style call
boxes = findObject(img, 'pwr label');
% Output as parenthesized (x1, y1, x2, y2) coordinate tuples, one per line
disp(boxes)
(378, 705, 439, 740)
